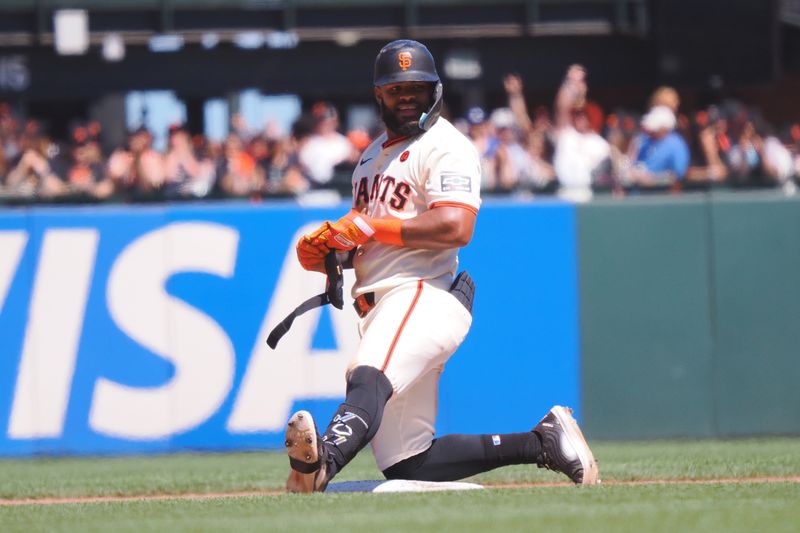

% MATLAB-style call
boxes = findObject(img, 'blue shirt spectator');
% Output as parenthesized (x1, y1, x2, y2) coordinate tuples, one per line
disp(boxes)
(627, 105, 690, 188)
(636, 131, 690, 179)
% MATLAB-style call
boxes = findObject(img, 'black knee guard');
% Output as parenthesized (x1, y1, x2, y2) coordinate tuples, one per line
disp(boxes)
(346, 366, 394, 432)
(320, 365, 393, 479)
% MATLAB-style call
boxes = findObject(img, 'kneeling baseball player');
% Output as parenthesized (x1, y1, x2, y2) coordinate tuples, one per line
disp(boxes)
(285, 39, 599, 492)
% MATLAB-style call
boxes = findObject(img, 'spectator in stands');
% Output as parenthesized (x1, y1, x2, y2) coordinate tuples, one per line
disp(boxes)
(248, 134, 272, 179)
(520, 130, 556, 193)
(265, 136, 309, 195)
(297, 102, 358, 188)
(163, 124, 217, 198)
(752, 116, 794, 187)
(726, 111, 793, 189)
(0, 103, 18, 182)
(605, 112, 631, 190)
(106, 126, 165, 197)
(465, 106, 499, 190)
(4, 130, 68, 198)
(552, 64, 611, 201)
(491, 107, 530, 192)
(685, 107, 729, 186)
(649, 86, 680, 114)
(787, 123, 800, 183)
(623, 105, 689, 191)
(500, 75, 556, 193)
(218, 133, 265, 198)
(261, 113, 318, 195)
(727, 114, 762, 187)
(230, 112, 253, 142)
(64, 128, 108, 198)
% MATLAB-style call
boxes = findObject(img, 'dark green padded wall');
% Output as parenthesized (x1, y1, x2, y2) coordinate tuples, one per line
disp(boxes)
(578, 197, 715, 439)
(710, 193, 800, 436)
(578, 193, 800, 440)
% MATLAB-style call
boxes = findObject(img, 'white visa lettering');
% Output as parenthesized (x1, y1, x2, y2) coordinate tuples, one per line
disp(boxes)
(90, 222, 238, 439)
(226, 224, 359, 433)
(0, 231, 27, 313)
(8, 229, 98, 438)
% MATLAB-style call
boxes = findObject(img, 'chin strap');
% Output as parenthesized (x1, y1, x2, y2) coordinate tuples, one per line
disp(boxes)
(267, 252, 344, 349)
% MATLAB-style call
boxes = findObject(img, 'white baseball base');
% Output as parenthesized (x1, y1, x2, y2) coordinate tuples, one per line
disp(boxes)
(325, 479, 484, 493)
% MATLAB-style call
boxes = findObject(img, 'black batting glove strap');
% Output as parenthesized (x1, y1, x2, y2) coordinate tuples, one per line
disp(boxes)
(267, 251, 344, 348)
(324, 251, 344, 310)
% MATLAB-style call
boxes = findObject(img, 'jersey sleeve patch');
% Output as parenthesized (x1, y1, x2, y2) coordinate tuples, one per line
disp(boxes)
(440, 172, 472, 192)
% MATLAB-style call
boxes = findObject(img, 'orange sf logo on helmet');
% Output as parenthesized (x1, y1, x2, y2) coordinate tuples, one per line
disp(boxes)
(398, 51, 413, 71)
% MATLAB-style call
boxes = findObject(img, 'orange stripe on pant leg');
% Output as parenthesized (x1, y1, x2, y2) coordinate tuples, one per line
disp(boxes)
(381, 280, 424, 373)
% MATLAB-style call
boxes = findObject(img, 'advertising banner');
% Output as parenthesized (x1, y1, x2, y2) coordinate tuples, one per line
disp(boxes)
(0, 200, 578, 455)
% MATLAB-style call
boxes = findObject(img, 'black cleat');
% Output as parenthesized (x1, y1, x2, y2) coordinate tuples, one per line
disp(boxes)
(284, 410, 330, 493)
(532, 405, 600, 485)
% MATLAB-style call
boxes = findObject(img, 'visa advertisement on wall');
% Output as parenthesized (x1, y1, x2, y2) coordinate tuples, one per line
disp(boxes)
(0, 200, 579, 456)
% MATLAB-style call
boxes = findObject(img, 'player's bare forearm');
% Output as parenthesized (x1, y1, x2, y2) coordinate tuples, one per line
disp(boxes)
(399, 206, 476, 250)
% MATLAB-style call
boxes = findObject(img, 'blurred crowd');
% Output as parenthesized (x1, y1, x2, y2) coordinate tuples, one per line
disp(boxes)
(464, 65, 800, 201)
(0, 100, 371, 203)
(2, 67, 800, 205)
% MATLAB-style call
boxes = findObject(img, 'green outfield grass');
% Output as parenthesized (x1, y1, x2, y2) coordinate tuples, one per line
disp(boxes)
(1, 438, 798, 532)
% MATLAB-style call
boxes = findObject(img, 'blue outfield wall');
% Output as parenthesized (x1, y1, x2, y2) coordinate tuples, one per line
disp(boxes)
(0, 200, 579, 456)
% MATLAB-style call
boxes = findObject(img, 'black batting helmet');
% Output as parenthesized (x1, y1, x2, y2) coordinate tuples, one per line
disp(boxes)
(373, 39, 443, 132)
(373, 39, 440, 87)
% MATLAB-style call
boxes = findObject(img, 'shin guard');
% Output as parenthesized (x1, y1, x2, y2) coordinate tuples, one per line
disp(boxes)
(321, 365, 393, 478)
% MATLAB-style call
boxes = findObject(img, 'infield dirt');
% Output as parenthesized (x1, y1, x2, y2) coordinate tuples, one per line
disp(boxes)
(1, 475, 798, 507)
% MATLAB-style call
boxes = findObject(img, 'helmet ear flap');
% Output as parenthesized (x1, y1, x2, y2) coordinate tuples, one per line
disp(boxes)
(419, 81, 443, 131)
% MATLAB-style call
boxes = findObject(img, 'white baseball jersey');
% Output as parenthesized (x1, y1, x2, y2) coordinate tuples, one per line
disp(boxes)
(344, 117, 481, 470)
(350, 117, 482, 298)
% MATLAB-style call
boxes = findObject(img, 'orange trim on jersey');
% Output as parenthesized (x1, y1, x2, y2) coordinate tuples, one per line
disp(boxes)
(381, 135, 412, 149)
(430, 201, 479, 216)
(381, 280, 424, 373)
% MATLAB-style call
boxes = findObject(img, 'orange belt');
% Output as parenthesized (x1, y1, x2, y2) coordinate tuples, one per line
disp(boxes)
(353, 292, 376, 318)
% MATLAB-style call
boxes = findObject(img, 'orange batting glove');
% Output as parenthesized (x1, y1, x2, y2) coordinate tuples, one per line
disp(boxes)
(324, 209, 404, 251)
(296, 223, 331, 273)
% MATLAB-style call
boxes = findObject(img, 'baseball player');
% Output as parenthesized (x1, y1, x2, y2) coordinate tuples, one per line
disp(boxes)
(285, 39, 599, 492)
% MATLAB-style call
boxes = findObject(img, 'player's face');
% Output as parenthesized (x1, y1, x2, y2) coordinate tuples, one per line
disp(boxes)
(375, 81, 433, 136)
